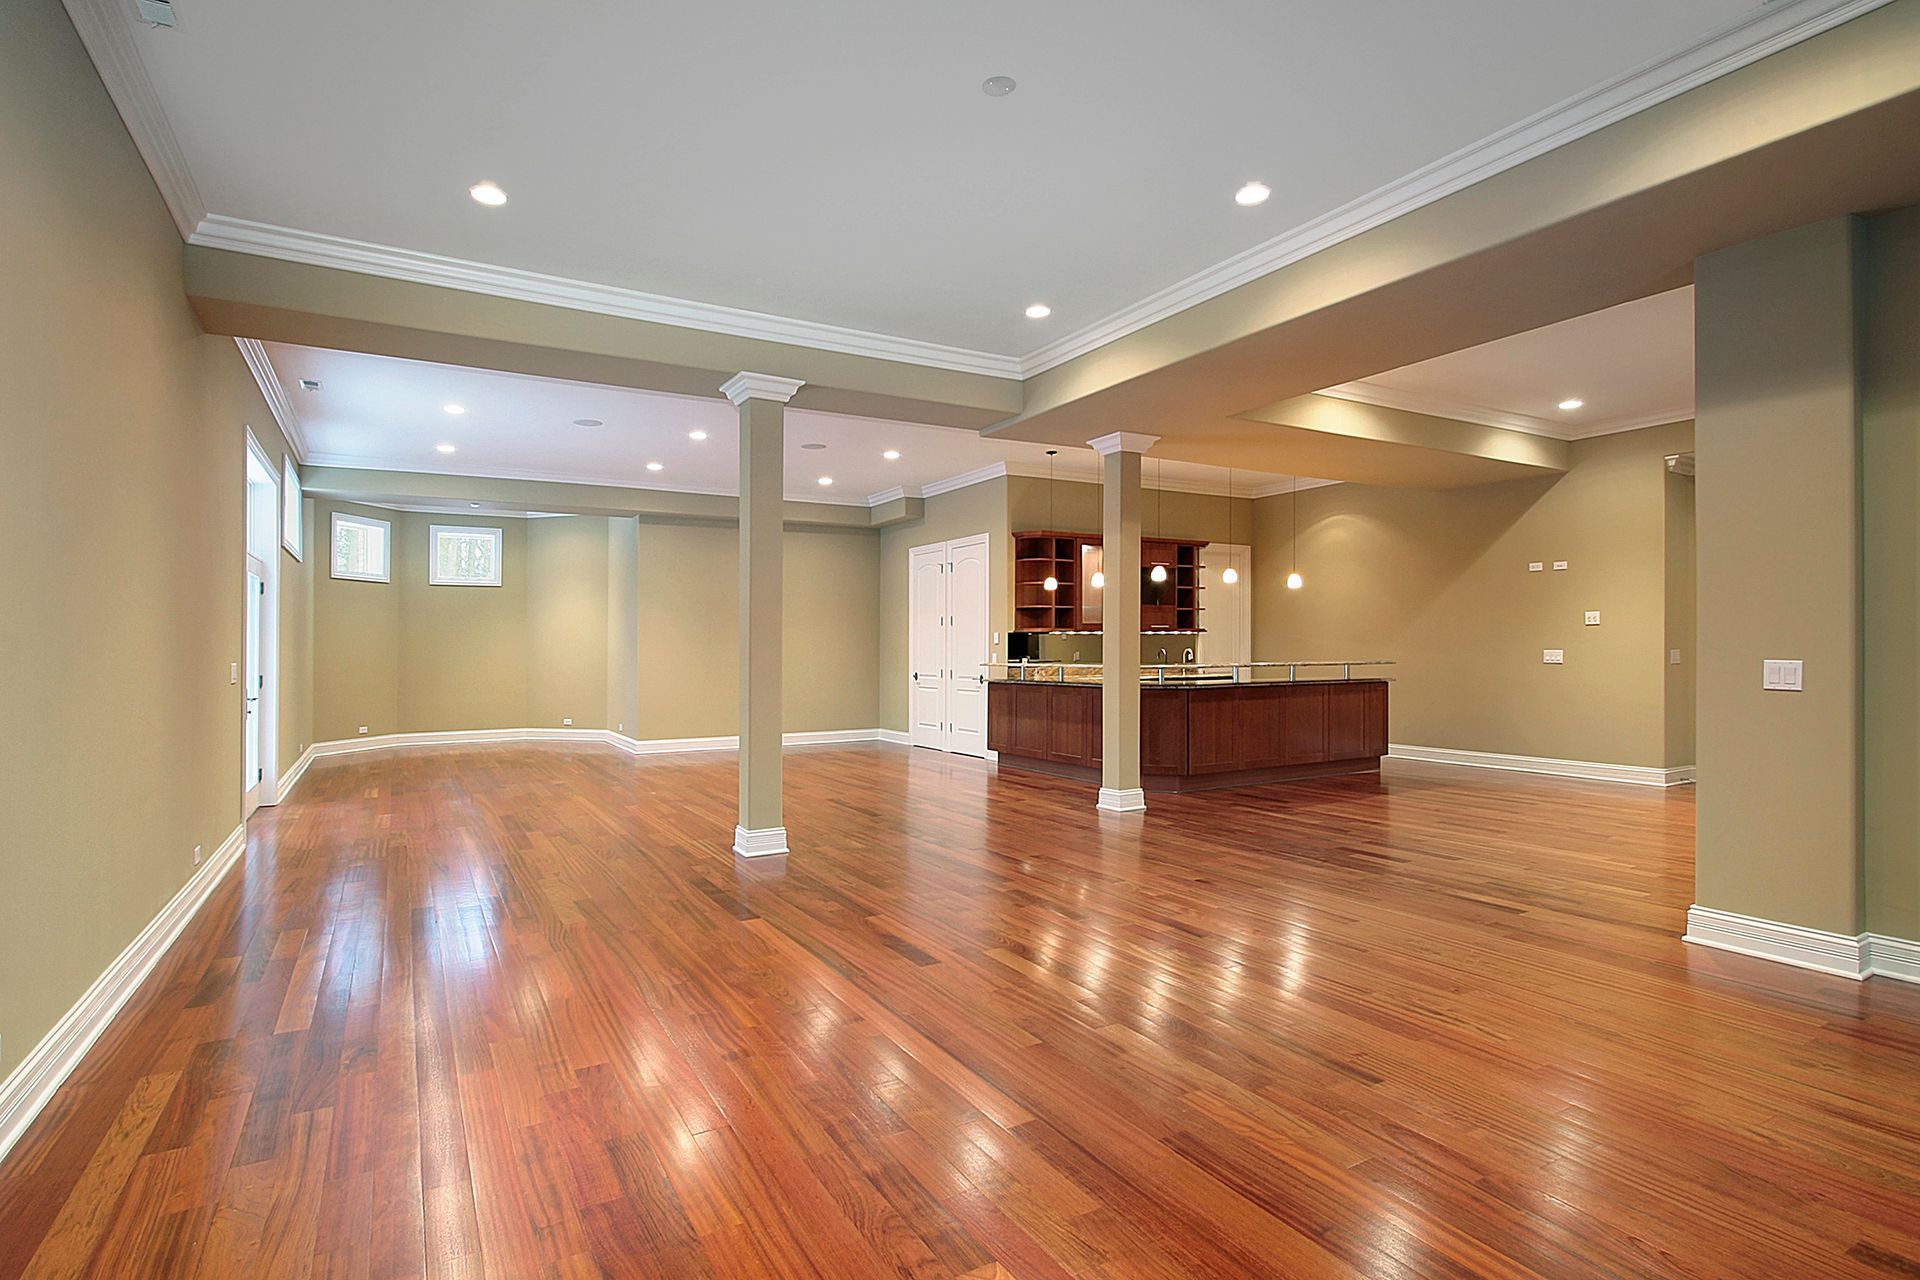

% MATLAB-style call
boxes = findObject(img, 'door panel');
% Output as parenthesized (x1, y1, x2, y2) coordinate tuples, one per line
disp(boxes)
(946, 534, 990, 758)
(908, 545, 948, 749)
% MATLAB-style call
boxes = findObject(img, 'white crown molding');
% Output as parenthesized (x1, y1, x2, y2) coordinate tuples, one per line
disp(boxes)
(234, 338, 308, 462)
(1317, 382, 1693, 442)
(60, 0, 206, 238)
(1087, 432, 1163, 457)
(299, 455, 878, 508)
(732, 826, 790, 858)
(1387, 743, 1694, 788)
(719, 372, 806, 406)
(190, 215, 1024, 379)
(0, 821, 244, 1166)
(1016, 0, 1896, 376)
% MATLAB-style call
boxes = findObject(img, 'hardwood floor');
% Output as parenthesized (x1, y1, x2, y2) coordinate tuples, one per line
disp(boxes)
(4, 744, 1920, 1278)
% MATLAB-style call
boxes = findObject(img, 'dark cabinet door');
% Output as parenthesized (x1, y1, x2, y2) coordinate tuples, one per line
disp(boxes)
(1186, 687, 1242, 773)
(1236, 686, 1289, 769)
(987, 682, 1016, 754)
(1282, 685, 1330, 764)
(1047, 685, 1096, 765)
(1012, 683, 1050, 758)
(1141, 690, 1188, 775)
(1326, 682, 1388, 760)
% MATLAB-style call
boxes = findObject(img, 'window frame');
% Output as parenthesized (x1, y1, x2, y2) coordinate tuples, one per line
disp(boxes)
(330, 511, 392, 583)
(281, 456, 304, 561)
(427, 523, 505, 588)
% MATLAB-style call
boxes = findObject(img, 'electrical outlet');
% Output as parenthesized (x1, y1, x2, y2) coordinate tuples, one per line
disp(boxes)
(562, 717, 573, 726)
(1553, 561, 1570, 571)
(1527, 562, 1544, 573)
(1543, 649, 1565, 664)
(358, 725, 369, 735)
(192, 844, 202, 866)
(1584, 611, 1601, 626)
(617, 723, 624, 732)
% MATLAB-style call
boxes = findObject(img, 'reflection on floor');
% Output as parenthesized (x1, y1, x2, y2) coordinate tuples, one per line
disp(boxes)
(3, 743, 1918, 1278)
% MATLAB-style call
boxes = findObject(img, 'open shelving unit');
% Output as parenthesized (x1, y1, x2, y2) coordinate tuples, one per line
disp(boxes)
(1013, 531, 1207, 633)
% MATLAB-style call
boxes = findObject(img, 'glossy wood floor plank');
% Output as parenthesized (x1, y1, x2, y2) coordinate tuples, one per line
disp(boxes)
(6, 743, 1920, 1278)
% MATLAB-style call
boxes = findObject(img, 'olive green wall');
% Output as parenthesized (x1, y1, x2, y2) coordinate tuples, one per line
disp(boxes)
(1695, 218, 1864, 936)
(878, 480, 1011, 732)
(1863, 206, 1920, 941)
(1663, 471, 1697, 769)
(398, 516, 532, 732)
(0, 0, 310, 1080)
(1252, 422, 1694, 769)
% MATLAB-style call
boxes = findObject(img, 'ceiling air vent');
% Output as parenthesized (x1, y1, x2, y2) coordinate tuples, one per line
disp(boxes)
(135, 0, 176, 28)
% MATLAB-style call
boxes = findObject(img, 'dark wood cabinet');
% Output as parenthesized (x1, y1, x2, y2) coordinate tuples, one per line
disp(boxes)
(1012, 531, 1207, 634)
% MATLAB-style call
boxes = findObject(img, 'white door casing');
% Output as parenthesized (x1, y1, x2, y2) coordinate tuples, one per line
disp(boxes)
(909, 543, 948, 749)
(906, 533, 991, 758)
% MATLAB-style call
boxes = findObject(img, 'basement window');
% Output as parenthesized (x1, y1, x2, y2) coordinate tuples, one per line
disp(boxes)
(330, 512, 391, 583)
(429, 524, 503, 587)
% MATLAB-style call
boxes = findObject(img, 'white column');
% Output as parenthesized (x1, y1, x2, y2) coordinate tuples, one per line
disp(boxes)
(721, 372, 804, 856)
(1089, 432, 1159, 812)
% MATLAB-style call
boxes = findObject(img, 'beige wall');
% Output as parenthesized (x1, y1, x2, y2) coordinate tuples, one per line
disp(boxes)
(1663, 472, 1697, 768)
(1252, 422, 1693, 768)
(398, 515, 531, 732)
(1863, 206, 1920, 940)
(1695, 218, 1864, 936)
(878, 480, 1011, 731)
(0, 0, 308, 1079)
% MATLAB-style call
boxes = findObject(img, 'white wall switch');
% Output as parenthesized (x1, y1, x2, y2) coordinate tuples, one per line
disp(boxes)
(1552, 561, 1570, 571)
(617, 723, 624, 732)
(1670, 649, 1682, 665)
(1763, 659, 1804, 691)
(1543, 649, 1565, 664)
(1528, 562, 1544, 573)
(562, 717, 573, 726)
(192, 844, 202, 865)
(358, 725, 369, 735)
(229, 662, 239, 684)
(1584, 611, 1601, 626)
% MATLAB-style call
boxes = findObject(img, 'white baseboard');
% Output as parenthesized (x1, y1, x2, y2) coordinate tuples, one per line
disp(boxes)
(1388, 743, 1694, 788)
(0, 821, 247, 1166)
(275, 742, 317, 800)
(732, 825, 790, 858)
(1096, 787, 1148, 813)
(877, 729, 912, 746)
(1684, 906, 1920, 985)
(306, 726, 889, 760)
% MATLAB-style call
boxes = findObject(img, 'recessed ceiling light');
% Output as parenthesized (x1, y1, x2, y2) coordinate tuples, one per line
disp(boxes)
(298, 378, 321, 392)
(469, 502, 480, 508)
(689, 429, 708, 441)
(802, 442, 826, 451)
(1235, 181, 1271, 207)
(817, 476, 833, 486)
(1558, 398, 1585, 411)
(646, 462, 664, 472)
(443, 403, 465, 416)
(436, 443, 456, 454)
(883, 450, 901, 461)
(468, 181, 507, 207)
(981, 75, 1017, 97)
(572, 418, 604, 428)
(1025, 303, 1051, 319)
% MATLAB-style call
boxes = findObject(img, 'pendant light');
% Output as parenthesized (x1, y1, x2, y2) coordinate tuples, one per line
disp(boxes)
(1220, 467, 1240, 586)
(1042, 450, 1060, 592)
(1149, 458, 1169, 584)
(1089, 449, 1105, 589)
(1286, 472, 1305, 590)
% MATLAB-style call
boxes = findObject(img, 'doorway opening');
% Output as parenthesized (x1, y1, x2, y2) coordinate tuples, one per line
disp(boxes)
(908, 533, 990, 758)
(244, 434, 280, 816)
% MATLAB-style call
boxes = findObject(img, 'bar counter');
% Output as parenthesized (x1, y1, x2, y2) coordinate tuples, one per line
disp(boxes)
(986, 665, 1389, 793)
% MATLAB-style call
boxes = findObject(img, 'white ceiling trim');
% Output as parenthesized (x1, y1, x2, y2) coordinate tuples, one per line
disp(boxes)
(61, 0, 206, 238)
(1317, 382, 1692, 441)
(1015, 0, 1893, 376)
(234, 337, 308, 461)
(878, 460, 1337, 506)
(190, 215, 1025, 380)
(300, 454, 880, 508)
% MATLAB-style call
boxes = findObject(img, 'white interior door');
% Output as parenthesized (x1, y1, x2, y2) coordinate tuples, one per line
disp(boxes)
(243, 566, 265, 815)
(945, 534, 990, 758)
(908, 543, 948, 749)
(1198, 544, 1252, 668)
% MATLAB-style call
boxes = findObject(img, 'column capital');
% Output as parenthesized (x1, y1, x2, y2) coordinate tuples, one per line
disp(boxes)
(720, 372, 806, 406)
(1087, 431, 1161, 457)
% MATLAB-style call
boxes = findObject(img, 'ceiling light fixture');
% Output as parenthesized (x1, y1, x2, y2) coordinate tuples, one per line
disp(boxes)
(646, 462, 663, 472)
(1235, 181, 1271, 207)
(468, 180, 508, 207)
(1043, 450, 1061, 593)
(436, 443, 456, 454)
(1221, 467, 1240, 586)
(298, 379, 321, 392)
(1558, 398, 1585, 411)
(1025, 303, 1051, 319)
(1090, 449, 1106, 590)
(573, 418, 604, 428)
(1286, 474, 1304, 591)
(469, 503, 480, 509)
(1150, 459, 1169, 584)
(817, 476, 833, 486)
(883, 450, 900, 461)
(981, 75, 1017, 97)
(689, 429, 708, 441)
(443, 403, 466, 416)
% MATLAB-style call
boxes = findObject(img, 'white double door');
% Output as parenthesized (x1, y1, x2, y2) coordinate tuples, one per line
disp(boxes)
(908, 533, 990, 757)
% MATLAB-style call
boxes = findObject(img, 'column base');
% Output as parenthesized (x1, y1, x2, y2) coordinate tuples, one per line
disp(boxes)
(732, 825, 790, 857)
(1096, 787, 1147, 813)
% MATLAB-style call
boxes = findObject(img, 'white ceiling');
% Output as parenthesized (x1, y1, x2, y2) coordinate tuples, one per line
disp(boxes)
(1319, 287, 1695, 439)
(122, 0, 1760, 363)
(266, 343, 1308, 504)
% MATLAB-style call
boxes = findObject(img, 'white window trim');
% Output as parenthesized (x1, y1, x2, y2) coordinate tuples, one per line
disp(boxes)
(331, 511, 392, 583)
(428, 524, 504, 587)
(281, 456, 304, 561)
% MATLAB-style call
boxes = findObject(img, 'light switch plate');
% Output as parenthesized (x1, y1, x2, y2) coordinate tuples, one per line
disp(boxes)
(1670, 649, 1682, 665)
(229, 662, 238, 684)
(1552, 561, 1570, 571)
(1543, 649, 1565, 664)
(1527, 562, 1544, 573)
(562, 717, 573, 726)
(1584, 611, 1601, 626)
(1763, 658, 1804, 691)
